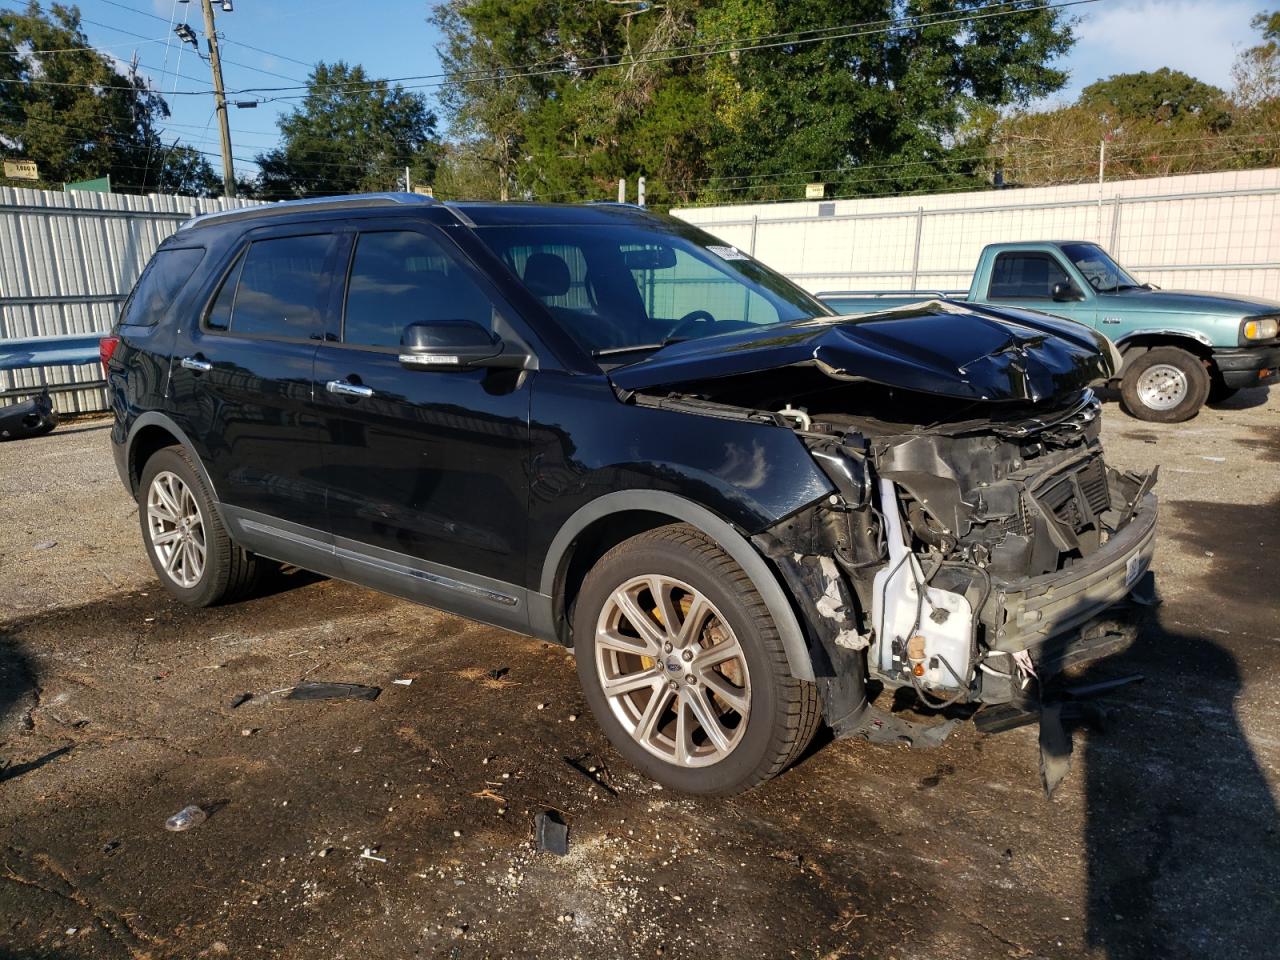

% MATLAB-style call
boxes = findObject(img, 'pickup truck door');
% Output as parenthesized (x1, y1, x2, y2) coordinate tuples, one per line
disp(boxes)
(982, 250, 1097, 328)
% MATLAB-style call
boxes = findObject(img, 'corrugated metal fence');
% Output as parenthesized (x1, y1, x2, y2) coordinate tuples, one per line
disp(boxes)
(0, 186, 263, 413)
(672, 167, 1280, 302)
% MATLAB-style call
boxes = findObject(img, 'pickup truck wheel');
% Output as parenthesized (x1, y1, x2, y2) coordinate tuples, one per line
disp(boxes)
(573, 524, 820, 796)
(1120, 346, 1209, 423)
(138, 447, 262, 606)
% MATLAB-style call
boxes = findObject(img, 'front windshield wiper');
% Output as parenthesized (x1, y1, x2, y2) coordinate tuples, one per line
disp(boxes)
(590, 343, 669, 358)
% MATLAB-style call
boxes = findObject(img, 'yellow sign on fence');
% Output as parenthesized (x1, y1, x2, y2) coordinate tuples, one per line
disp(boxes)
(4, 159, 40, 181)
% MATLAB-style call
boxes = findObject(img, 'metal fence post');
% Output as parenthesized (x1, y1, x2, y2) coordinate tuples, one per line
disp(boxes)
(910, 206, 925, 288)
(749, 215, 759, 256)
(1109, 195, 1123, 253)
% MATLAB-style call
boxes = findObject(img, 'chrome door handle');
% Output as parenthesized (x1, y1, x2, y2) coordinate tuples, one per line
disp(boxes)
(326, 379, 374, 399)
(180, 356, 212, 373)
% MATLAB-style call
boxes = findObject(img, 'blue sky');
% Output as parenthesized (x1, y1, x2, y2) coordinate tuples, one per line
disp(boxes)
(63, 0, 1277, 183)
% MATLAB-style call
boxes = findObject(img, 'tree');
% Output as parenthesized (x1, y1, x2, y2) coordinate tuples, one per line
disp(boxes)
(0, 2, 218, 194)
(250, 62, 441, 200)
(1233, 11, 1280, 109)
(428, 0, 1075, 206)
(156, 143, 222, 198)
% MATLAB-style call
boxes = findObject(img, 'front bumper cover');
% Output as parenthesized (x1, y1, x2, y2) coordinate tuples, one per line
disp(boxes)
(982, 491, 1158, 654)
(1213, 344, 1280, 388)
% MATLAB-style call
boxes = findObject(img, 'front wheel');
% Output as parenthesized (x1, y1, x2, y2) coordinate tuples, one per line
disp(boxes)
(138, 446, 262, 606)
(1120, 346, 1210, 423)
(573, 524, 820, 795)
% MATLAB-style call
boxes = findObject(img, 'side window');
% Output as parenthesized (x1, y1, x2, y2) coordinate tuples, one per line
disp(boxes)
(343, 230, 497, 348)
(989, 253, 1069, 300)
(217, 234, 332, 339)
(119, 247, 205, 326)
(205, 251, 244, 331)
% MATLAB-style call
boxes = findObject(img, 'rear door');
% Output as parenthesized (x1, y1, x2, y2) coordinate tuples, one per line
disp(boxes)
(984, 250, 1097, 327)
(312, 222, 534, 630)
(168, 224, 343, 540)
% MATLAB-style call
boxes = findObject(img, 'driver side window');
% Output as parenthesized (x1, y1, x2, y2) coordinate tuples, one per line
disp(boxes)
(343, 230, 497, 349)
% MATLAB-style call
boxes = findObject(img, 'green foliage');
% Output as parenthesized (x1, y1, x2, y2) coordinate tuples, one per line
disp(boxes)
(429, 0, 1075, 206)
(251, 62, 441, 200)
(995, 49, 1280, 187)
(0, 2, 218, 195)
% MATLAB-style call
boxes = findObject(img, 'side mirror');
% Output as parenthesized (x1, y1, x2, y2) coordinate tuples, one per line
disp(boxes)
(1052, 281, 1083, 302)
(398, 321, 523, 370)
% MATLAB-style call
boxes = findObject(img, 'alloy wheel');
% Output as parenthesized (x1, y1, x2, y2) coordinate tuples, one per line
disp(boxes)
(594, 574, 751, 767)
(1136, 362, 1189, 411)
(146, 470, 207, 588)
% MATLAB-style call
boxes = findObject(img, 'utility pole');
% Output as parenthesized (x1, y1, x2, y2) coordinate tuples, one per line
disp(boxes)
(637, 176, 646, 207)
(198, 0, 236, 198)
(1096, 139, 1106, 243)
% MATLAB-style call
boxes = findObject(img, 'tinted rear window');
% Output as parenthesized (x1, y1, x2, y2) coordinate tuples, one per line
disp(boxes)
(225, 234, 332, 339)
(119, 247, 205, 326)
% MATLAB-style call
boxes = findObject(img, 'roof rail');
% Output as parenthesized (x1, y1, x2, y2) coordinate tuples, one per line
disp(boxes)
(177, 192, 438, 232)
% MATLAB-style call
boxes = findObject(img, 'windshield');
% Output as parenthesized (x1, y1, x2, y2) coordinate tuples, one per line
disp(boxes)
(474, 220, 831, 356)
(1060, 242, 1143, 292)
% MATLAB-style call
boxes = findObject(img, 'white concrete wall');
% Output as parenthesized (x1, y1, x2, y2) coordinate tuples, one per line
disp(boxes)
(672, 168, 1280, 301)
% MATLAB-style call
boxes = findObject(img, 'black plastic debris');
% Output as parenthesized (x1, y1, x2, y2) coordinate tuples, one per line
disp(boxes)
(0, 391, 58, 441)
(287, 681, 381, 702)
(487, 667, 510, 681)
(228, 692, 253, 709)
(535, 811, 569, 855)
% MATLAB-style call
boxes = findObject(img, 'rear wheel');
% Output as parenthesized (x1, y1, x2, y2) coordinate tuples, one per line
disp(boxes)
(1120, 346, 1209, 423)
(138, 446, 262, 606)
(574, 524, 820, 795)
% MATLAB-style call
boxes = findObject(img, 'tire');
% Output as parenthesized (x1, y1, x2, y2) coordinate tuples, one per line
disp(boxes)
(137, 446, 262, 606)
(573, 524, 821, 796)
(1120, 346, 1209, 423)
(1207, 376, 1240, 405)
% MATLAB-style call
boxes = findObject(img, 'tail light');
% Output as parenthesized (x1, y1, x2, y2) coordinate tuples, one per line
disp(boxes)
(99, 335, 119, 371)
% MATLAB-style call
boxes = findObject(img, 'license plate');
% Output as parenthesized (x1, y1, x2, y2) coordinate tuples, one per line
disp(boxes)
(1125, 552, 1144, 587)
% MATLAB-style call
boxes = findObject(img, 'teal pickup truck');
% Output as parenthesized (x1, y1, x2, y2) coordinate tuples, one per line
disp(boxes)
(818, 241, 1280, 422)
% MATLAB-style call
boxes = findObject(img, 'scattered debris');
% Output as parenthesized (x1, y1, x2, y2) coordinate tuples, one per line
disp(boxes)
(165, 805, 208, 832)
(228, 692, 253, 709)
(535, 810, 569, 855)
(360, 847, 387, 863)
(287, 681, 381, 702)
(240, 728, 256, 737)
(392, 678, 413, 686)
(0, 391, 57, 441)
(33, 540, 56, 551)
(472, 788, 506, 805)
(486, 667, 510, 681)
(1200, 455, 1227, 463)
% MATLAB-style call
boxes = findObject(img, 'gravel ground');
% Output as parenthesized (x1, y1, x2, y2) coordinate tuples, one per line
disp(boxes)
(0, 387, 1277, 960)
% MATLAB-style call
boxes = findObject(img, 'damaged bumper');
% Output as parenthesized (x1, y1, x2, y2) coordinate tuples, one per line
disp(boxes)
(984, 490, 1158, 658)
(0, 391, 58, 441)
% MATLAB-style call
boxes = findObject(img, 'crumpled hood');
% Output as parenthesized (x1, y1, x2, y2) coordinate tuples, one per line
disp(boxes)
(610, 300, 1118, 403)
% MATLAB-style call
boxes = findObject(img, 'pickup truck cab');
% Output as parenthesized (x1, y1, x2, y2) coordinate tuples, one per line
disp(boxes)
(819, 241, 1280, 422)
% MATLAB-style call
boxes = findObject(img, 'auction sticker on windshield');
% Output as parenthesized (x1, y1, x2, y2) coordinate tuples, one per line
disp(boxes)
(707, 245, 750, 261)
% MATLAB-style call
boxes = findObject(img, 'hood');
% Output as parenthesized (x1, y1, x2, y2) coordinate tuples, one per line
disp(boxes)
(610, 301, 1118, 404)
(1101, 288, 1280, 317)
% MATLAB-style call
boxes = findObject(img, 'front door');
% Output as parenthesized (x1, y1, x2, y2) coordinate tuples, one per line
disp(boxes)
(168, 227, 343, 536)
(985, 250, 1097, 327)
(312, 224, 534, 630)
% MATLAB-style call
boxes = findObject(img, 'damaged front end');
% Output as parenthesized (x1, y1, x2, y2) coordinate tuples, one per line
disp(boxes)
(619, 303, 1157, 793)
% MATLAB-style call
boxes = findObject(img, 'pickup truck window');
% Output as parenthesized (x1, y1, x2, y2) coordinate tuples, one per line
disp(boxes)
(1060, 242, 1142, 292)
(989, 252, 1070, 300)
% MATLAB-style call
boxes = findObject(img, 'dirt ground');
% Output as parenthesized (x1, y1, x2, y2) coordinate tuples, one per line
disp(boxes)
(1, 387, 1277, 960)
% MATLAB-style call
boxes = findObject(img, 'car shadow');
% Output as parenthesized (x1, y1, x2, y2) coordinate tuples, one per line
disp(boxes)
(1074, 616, 1280, 959)
(1207, 384, 1271, 411)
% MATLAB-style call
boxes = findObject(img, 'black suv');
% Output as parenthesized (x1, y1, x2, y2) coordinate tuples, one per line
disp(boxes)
(105, 194, 1157, 795)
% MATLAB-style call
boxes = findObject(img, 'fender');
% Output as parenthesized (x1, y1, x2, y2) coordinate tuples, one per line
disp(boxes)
(536, 489, 816, 682)
(124, 411, 222, 504)
(1114, 328, 1214, 349)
